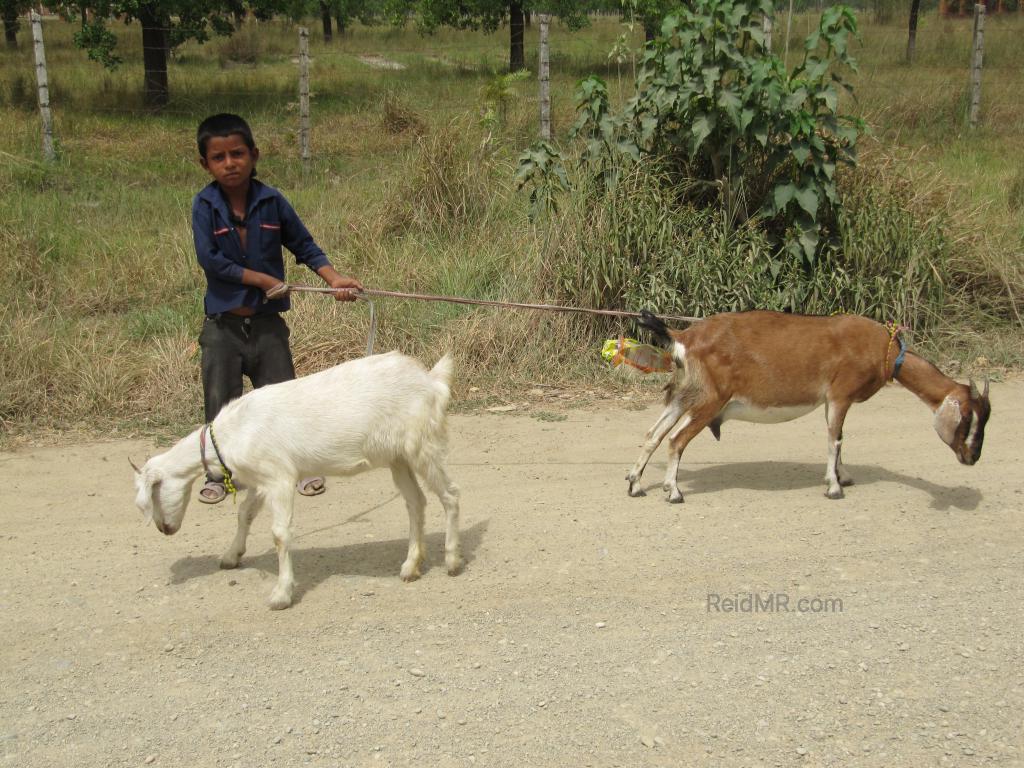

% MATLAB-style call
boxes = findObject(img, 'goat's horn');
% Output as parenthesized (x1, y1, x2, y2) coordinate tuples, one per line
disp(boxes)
(969, 378, 980, 399)
(129, 457, 141, 474)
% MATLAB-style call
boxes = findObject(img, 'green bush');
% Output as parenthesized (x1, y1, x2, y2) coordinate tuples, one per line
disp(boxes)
(384, 121, 506, 236)
(3, 73, 36, 111)
(518, 0, 959, 332)
(545, 0, 866, 265)
(1009, 166, 1024, 213)
(542, 155, 951, 330)
(217, 25, 264, 65)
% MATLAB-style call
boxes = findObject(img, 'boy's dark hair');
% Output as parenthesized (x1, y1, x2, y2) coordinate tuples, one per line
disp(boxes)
(196, 113, 256, 158)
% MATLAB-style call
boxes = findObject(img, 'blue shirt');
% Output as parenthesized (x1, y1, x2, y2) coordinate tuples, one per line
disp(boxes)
(192, 179, 332, 316)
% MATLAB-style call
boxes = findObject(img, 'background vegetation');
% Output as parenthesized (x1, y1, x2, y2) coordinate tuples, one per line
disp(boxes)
(0, 7, 1021, 441)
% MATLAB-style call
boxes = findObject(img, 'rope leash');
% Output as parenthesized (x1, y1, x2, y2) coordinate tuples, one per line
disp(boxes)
(295, 289, 910, 383)
(291, 284, 701, 323)
(291, 285, 699, 358)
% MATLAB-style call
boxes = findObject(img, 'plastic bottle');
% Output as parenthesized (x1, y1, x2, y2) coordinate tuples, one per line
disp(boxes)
(600, 336, 673, 374)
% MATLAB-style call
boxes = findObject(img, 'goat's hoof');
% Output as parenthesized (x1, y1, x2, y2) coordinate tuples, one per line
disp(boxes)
(627, 483, 646, 498)
(400, 562, 422, 582)
(667, 491, 685, 504)
(268, 590, 293, 610)
(219, 553, 241, 569)
(446, 554, 464, 576)
(825, 487, 845, 500)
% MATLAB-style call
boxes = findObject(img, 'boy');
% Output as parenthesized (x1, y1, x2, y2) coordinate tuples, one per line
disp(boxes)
(192, 113, 362, 503)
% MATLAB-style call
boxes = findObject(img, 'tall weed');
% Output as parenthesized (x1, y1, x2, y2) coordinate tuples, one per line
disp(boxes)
(0, 13, 1021, 441)
(381, 120, 507, 236)
(544, 154, 956, 332)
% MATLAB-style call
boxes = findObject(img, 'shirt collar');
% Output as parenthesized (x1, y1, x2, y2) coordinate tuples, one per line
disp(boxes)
(198, 179, 274, 218)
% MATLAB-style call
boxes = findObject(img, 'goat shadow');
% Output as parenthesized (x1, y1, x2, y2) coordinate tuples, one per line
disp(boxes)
(640, 460, 982, 511)
(169, 506, 489, 606)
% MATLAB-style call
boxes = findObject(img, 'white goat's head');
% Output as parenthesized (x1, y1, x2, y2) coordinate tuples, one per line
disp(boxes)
(933, 378, 991, 466)
(131, 457, 194, 536)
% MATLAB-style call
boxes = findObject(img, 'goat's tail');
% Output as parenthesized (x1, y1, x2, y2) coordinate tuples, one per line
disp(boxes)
(404, 354, 455, 473)
(427, 353, 455, 415)
(638, 310, 672, 349)
(429, 354, 454, 387)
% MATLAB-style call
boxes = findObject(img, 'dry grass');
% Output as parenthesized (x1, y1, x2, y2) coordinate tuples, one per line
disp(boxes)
(0, 11, 1021, 444)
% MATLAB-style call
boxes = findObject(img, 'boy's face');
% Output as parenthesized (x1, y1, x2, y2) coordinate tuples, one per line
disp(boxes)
(200, 134, 258, 194)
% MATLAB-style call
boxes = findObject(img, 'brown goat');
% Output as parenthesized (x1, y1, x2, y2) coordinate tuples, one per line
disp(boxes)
(626, 311, 991, 502)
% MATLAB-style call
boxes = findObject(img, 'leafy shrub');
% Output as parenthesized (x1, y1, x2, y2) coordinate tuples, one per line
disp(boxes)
(1009, 166, 1024, 213)
(218, 26, 263, 66)
(516, 0, 961, 330)
(544, 160, 777, 318)
(521, 0, 865, 264)
(3, 73, 35, 111)
(541, 154, 951, 331)
(479, 70, 532, 130)
(383, 122, 504, 235)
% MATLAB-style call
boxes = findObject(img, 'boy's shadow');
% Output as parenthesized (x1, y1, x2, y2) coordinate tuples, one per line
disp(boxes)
(169, 499, 489, 605)
(642, 460, 982, 511)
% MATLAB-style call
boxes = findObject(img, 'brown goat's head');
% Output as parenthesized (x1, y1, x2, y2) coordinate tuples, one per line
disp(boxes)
(933, 379, 991, 466)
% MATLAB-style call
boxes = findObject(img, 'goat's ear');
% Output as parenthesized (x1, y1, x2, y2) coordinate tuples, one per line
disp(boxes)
(134, 470, 161, 523)
(933, 395, 962, 447)
(982, 377, 990, 400)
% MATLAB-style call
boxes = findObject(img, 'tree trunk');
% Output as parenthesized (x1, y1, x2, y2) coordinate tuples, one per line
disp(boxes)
(538, 14, 551, 140)
(336, 15, 346, 35)
(3, 7, 19, 48)
(320, 2, 332, 42)
(644, 18, 657, 42)
(139, 5, 169, 108)
(524, 10, 531, 27)
(509, 0, 525, 72)
(907, 0, 921, 62)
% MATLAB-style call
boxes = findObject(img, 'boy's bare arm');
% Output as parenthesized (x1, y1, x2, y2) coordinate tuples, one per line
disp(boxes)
(316, 265, 363, 302)
(240, 268, 285, 295)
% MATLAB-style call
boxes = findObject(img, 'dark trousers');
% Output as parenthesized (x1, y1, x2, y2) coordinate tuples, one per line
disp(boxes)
(199, 313, 295, 423)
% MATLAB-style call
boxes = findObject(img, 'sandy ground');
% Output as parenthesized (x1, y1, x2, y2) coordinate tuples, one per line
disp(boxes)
(1, 379, 1022, 768)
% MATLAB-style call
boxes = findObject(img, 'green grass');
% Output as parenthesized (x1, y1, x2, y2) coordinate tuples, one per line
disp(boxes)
(0, 11, 1021, 441)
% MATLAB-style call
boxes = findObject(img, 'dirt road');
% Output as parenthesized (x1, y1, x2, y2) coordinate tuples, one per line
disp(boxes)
(2, 380, 1022, 767)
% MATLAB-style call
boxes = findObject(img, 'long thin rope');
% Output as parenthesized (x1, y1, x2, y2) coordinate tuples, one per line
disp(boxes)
(289, 286, 702, 324)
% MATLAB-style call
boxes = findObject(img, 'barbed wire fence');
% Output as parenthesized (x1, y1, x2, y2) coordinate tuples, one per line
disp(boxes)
(9, 9, 1021, 162)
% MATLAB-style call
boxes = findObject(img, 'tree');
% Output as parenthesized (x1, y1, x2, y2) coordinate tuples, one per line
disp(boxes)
(320, 0, 333, 40)
(1, 0, 30, 49)
(320, 0, 385, 40)
(906, 0, 921, 62)
(412, 0, 588, 73)
(51, 0, 264, 107)
(632, 0, 677, 41)
(519, 0, 866, 264)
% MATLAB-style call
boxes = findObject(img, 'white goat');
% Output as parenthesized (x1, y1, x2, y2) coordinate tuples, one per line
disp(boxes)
(132, 351, 462, 610)
(627, 310, 991, 502)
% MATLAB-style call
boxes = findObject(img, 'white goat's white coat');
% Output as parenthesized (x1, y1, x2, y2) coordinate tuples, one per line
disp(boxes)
(133, 351, 462, 609)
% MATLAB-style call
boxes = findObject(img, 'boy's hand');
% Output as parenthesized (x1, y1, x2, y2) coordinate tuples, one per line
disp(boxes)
(264, 282, 290, 301)
(327, 275, 363, 302)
